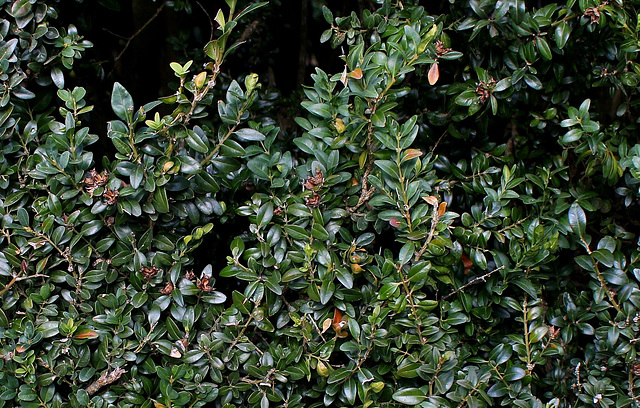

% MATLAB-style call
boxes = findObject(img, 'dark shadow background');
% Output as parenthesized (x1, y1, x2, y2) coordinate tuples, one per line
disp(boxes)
(56, 0, 379, 142)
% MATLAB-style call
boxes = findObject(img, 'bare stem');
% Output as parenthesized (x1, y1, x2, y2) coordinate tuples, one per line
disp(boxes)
(0, 273, 49, 296)
(85, 367, 126, 396)
(441, 266, 506, 301)
(107, 3, 166, 74)
(414, 202, 440, 261)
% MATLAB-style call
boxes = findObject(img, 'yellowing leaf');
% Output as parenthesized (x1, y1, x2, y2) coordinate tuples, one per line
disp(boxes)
(170, 347, 182, 358)
(321, 318, 332, 333)
(371, 381, 385, 393)
(194, 71, 207, 88)
(422, 196, 439, 206)
(317, 360, 329, 377)
(428, 63, 439, 85)
(403, 148, 423, 161)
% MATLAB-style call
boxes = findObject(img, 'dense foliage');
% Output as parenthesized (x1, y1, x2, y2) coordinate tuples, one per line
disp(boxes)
(2, 0, 640, 407)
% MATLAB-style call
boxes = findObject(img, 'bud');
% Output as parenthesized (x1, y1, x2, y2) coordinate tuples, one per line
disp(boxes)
(194, 71, 207, 89)
(252, 307, 265, 321)
(370, 381, 385, 393)
(245, 73, 260, 94)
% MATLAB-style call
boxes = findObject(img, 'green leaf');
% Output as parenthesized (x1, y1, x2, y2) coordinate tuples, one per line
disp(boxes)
(320, 29, 332, 43)
(343, 378, 357, 405)
(256, 202, 274, 227)
(322, 5, 333, 24)
(186, 129, 209, 153)
(130, 165, 144, 189)
(0, 39, 17, 62)
(111, 82, 134, 122)
(11, 0, 31, 18)
(524, 74, 542, 90)
(235, 128, 265, 141)
(503, 366, 526, 381)
(529, 326, 549, 343)
(536, 37, 552, 60)
(555, 22, 570, 49)
(81, 220, 103, 236)
(302, 102, 333, 119)
(392, 388, 426, 405)
(154, 187, 170, 213)
(327, 368, 352, 384)
(488, 343, 512, 365)
(234, 2, 268, 21)
(284, 225, 309, 240)
(568, 203, 586, 237)
(51, 67, 64, 89)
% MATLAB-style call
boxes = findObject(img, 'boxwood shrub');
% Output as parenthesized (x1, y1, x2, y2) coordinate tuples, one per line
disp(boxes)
(2, 0, 640, 407)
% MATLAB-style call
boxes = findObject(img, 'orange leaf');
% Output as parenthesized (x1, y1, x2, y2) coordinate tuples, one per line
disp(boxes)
(438, 201, 447, 216)
(389, 218, 400, 228)
(332, 308, 343, 330)
(332, 308, 348, 336)
(428, 63, 439, 85)
(348, 67, 363, 79)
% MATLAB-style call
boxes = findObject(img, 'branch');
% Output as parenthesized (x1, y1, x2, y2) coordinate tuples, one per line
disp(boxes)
(85, 367, 126, 396)
(0, 273, 49, 296)
(105, 3, 166, 76)
(441, 266, 506, 300)
(414, 201, 440, 262)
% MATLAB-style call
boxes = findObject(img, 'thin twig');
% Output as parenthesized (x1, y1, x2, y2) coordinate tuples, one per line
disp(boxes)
(441, 266, 506, 300)
(414, 202, 440, 262)
(196, 1, 215, 42)
(347, 118, 377, 213)
(105, 3, 166, 76)
(0, 273, 49, 296)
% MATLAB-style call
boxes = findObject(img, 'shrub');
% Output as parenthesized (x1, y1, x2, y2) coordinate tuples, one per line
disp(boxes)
(2, 0, 640, 407)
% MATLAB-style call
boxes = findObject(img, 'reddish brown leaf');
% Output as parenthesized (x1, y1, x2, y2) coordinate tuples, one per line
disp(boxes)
(461, 253, 473, 274)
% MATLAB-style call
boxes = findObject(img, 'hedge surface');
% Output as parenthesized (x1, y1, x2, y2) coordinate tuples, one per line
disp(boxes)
(2, 0, 640, 407)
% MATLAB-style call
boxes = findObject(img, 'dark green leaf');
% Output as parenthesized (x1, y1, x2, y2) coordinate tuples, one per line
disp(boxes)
(392, 388, 425, 405)
(111, 82, 134, 122)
